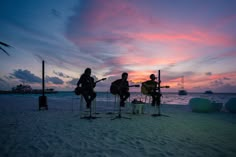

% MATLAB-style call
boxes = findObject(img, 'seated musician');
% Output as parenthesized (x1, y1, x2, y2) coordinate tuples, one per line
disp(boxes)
(141, 74, 161, 106)
(77, 68, 96, 108)
(110, 72, 130, 107)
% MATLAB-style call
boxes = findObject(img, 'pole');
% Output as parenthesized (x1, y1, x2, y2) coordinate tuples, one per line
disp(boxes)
(152, 70, 169, 117)
(158, 70, 161, 115)
(42, 60, 45, 97)
(39, 60, 48, 110)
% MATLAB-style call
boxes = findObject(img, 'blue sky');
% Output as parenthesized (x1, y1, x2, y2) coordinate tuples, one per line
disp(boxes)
(1, 0, 236, 92)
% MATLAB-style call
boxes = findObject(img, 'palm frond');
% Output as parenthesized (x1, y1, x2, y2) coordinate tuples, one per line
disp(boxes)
(0, 41, 12, 56)
(0, 41, 12, 47)
(0, 47, 10, 56)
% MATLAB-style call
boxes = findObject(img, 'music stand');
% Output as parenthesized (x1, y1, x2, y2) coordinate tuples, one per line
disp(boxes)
(151, 70, 169, 117)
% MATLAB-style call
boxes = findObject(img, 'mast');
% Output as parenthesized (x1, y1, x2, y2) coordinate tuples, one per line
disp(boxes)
(181, 76, 184, 90)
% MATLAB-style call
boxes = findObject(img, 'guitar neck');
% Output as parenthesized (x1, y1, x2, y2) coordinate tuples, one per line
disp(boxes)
(95, 78, 106, 84)
(95, 80, 102, 84)
(129, 85, 140, 87)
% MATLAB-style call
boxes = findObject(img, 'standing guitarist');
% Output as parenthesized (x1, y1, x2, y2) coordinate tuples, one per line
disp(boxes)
(141, 74, 162, 106)
(77, 68, 96, 109)
(110, 72, 130, 107)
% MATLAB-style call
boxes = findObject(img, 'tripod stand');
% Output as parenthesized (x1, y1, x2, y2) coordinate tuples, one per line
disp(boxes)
(151, 96, 169, 117)
(151, 70, 169, 117)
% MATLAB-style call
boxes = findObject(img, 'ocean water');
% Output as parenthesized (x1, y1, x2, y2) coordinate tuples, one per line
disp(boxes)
(11, 91, 236, 105)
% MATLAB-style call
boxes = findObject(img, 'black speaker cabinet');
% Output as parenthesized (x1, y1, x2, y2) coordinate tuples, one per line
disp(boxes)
(39, 95, 48, 110)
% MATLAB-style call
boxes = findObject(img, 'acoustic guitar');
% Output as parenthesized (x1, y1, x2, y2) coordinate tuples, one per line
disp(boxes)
(110, 84, 140, 95)
(141, 82, 156, 95)
(74, 78, 106, 95)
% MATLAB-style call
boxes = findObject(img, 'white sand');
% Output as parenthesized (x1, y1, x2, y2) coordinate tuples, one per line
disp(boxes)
(0, 95, 236, 157)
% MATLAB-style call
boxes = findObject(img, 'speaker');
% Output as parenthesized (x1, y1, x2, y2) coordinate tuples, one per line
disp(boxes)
(39, 95, 48, 110)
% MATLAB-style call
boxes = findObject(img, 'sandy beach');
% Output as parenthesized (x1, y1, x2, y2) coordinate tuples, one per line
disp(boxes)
(0, 95, 236, 157)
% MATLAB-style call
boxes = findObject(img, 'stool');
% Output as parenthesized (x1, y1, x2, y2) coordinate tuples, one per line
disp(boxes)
(72, 95, 96, 114)
(111, 94, 131, 120)
(112, 94, 120, 113)
(114, 94, 131, 111)
(141, 94, 152, 114)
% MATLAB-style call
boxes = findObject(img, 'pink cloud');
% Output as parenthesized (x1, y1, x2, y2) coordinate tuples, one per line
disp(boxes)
(125, 29, 236, 47)
(64, 0, 236, 91)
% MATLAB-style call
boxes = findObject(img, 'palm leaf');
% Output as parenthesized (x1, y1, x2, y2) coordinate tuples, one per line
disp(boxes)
(0, 41, 11, 47)
(0, 41, 12, 56)
(0, 47, 10, 56)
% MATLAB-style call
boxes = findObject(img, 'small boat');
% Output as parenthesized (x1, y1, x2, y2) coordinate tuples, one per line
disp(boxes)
(204, 90, 213, 94)
(178, 76, 188, 95)
(12, 84, 33, 93)
(1, 84, 58, 94)
(178, 89, 188, 95)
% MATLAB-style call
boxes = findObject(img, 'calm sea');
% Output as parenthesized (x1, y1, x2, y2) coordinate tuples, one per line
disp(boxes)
(12, 91, 236, 105)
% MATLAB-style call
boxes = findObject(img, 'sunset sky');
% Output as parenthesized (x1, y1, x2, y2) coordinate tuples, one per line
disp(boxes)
(1, 0, 236, 93)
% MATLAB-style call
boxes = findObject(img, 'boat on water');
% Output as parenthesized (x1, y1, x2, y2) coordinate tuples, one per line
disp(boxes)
(204, 90, 213, 94)
(178, 76, 188, 95)
(178, 89, 188, 95)
(0, 84, 58, 94)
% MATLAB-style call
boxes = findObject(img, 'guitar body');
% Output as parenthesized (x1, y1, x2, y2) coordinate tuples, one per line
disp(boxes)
(110, 84, 119, 95)
(141, 81, 156, 95)
(74, 86, 83, 95)
(75, 78, 107, 95)
(110, 80, 140, 95)
(141, 85, 149, 95)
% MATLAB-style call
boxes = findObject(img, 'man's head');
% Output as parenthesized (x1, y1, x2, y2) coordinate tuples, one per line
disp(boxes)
(150, 74, 157, 80)
(121, 72, 128, 80)
(84, 68, 91, 76)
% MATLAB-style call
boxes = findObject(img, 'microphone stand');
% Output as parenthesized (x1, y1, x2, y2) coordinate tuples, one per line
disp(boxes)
(152, 70, 169, 117)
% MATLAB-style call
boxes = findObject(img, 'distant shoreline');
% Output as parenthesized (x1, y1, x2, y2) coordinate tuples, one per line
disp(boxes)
(1, 90, 236, 96)
(0, 90, 58, 94)
(46, 91, 236, 95)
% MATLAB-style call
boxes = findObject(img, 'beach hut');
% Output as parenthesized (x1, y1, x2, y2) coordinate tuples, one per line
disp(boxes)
(189, 98, 213, 113)
(225, 98, 236, 113)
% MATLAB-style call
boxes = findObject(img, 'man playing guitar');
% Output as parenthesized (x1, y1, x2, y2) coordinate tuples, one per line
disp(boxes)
(141, 74, 162, 106)
(110, 72, 130, 107)
(76, 68, 99, 109)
